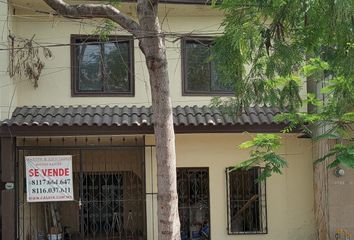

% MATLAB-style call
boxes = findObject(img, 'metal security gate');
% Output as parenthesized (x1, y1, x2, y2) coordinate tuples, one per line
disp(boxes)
(15, 137, 149, 240)
(177, 168, 210, 240)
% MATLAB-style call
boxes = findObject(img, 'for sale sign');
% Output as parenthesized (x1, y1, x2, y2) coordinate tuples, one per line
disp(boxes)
(25, 155, 74, 202)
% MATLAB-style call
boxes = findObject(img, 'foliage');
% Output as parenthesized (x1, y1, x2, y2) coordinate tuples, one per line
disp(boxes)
(274, 58, 354, 136)
(315, 143, 354, 169)
(9, 35, 53, 88)
(231, 59, 353, 179)
(212, 0, 354, 178)
(93, 0, 122, 41)
(213, 0, 353, 111)
(93, 20, 117, 41)
(235, 134, 287, 181)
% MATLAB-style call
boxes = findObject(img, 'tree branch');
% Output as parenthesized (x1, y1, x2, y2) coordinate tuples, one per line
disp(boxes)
(43, 0, 141, 37)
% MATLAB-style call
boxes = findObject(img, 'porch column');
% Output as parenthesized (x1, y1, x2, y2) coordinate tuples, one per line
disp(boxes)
(145, 136, 158, 240)
(1, 137, 16, 239)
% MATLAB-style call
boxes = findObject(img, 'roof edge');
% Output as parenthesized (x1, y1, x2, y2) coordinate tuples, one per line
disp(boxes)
(0, 124, 297, 137)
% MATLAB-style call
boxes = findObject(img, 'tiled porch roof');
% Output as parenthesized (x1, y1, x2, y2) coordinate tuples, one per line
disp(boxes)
(1, 105, 284, 127)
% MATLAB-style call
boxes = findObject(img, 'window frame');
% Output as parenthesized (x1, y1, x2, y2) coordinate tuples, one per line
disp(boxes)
(226, 167, 268, 235)
(70, 34, 135, 97)
(181, 37, 234, 96)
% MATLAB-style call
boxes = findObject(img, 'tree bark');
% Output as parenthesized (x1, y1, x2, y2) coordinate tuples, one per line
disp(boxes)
(313, 139, 330, 240)
(307, 70, 329, 240)
(136, 0, 181, 239)
(43, 1, 181, 239)
(43, 0, 141, 36)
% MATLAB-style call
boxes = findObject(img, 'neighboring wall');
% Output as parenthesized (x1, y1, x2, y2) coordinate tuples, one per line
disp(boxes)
(328, 167, 354, 238)
(0, 1, 17, 119)
(146, 133, 315, 240)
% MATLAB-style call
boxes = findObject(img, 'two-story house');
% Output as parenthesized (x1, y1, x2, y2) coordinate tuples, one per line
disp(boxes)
(0, 0, 320, 240)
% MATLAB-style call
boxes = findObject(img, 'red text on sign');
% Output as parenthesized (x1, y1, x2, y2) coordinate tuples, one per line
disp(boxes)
(28, 168, 70, 177)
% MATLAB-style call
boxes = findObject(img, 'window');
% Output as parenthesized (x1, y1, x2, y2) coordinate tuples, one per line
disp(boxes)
(182, 38, 233, 96)
(226, 167, 267, 235)
(71, 35, 134, 96)
(177, 168, 210, 240)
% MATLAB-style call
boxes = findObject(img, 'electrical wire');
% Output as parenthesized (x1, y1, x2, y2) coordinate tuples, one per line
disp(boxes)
(0, 0, 225, 41)
(0, 0, 226, 114)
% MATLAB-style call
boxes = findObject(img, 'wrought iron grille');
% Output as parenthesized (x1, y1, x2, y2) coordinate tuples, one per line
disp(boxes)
(80, 171, 145, 239)
(226, 167, 267, 235)
(15, 137, 147, 240)
(177, 168, 210, 240)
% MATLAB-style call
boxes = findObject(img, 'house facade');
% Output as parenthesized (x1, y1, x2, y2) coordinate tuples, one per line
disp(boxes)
(0, 0, 341, 240)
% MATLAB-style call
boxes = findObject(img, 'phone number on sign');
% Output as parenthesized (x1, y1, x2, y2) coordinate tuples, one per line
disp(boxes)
(31, 187, 71, 194)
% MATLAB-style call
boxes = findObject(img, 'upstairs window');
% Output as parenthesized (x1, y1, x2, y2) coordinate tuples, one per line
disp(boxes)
(71, 35, 134, 96)
(182, 38, 233, 96)
(226, 167, 267, 235)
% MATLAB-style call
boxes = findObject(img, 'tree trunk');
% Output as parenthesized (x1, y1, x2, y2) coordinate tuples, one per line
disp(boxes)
(136, 1, 180, 239)
(42, 0, 181, 239)
(313, 139, 330, 240)
(308, 73, 329, 240)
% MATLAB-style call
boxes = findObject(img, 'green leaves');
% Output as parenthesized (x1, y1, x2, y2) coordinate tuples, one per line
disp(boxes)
(214, 0, 354, 178)
(302, 58, 330, 77)
(303, 93, 322, 107)
(342, 112, 354, 122)
(239, 57, 353, 174)
(239, 140, 255, 149)
(239, 133, 282, 149)
(93, 20, 117, 41)
(315, 144, 354, 169)
(235, 134, 288, 181)
(213, 0, 354, 113)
